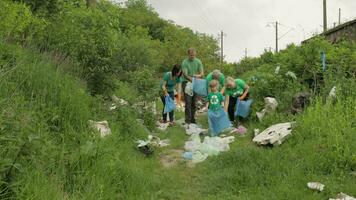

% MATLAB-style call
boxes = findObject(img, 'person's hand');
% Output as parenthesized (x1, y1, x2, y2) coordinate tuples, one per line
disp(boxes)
(239, 96, 244, 101)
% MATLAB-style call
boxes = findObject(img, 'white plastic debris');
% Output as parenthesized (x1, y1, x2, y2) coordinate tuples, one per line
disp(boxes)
(197, 106, 208, 114)
(176, 104, 185, 112)
(327, 86, 337, 103)
(89, 120, 111, 137)
(329, 193, 356, 200)
(183, 135, 235, 163)
(307, 182, 325, 192)
(152, 101, 157, 115)
(256, 97, 278, 121)
(157, 121, 169, 131)
(112, 95, 128, 106)
(185, 82, 194, 96)
(254, 129, 260, 136)
(253, 122, 293, 146)
(285, 71, 297, 80)
(136, 135, 170, 148)
(185, 123, 207, 135)
(275, 65, 280, 74)
(109, 104, 117, 111)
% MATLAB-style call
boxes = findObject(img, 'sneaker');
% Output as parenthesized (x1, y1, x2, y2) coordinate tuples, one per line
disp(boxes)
(160, 119, 168, 124)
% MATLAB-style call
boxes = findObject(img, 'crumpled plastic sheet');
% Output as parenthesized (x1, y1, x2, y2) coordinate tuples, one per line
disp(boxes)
(136, 135, 170, 148)
(185, 123, 208, 135)
(329, 193, 356, 200)
(183, 134, 235, 163)
(256, 97, 278, 121)
(285, 71, 297, 80)
(307, 182, 325, 192)
(89, 120, 111, 137)
(253, 122, 294, 146)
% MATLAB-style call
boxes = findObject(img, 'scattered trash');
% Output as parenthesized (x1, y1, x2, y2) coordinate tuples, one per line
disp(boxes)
(285, 71, 297, 80)
(185, 123, 208, 135)
(136, 135, 170, 155)
(157, 121, 169, 131)
(112, 95, 129, 106)
(291, 92, 311, 114)
(176, 103, 185, 112)
(275, 65, 280, 74)
(89, 120, 111, 137)
(327, 86, 337, 102)
(183, 134, 235, 163)
(182, 152, 193, 160)
(256, 97, 278, 121)
(109, 103, 117, 111)
(235, 99, 253, 118)
(307, 182, 325, 192)
(253, 122, 294, 146)
(329, 192, 356, 200)
(235, 125, 247, 136)
(184, 82, 194, 96)
(254, 129, 260, 136)
(197, 106, 208, 114)
(152, 101, 157, 115)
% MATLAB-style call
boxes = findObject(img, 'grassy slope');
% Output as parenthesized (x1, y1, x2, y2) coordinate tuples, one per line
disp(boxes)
(1, 43, 355, 200)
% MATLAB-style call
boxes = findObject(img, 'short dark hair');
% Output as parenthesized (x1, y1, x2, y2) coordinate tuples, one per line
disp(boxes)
(171, 64, 182, 77)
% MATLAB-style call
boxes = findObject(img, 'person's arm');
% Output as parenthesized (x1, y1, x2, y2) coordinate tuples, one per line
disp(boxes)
(239, 84, 250, 100)
(162, 81, 168, 96)
(220, 86, 225, 96)
(224, 95, 230, 111)
(176, 83, 182, 105)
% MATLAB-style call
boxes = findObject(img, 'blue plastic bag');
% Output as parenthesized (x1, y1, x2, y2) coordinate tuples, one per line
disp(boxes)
(193, 78, 208, 97)
(234, 99, 253, 118)
(208, 108, 231, 136)
(164, 96, 176, 114)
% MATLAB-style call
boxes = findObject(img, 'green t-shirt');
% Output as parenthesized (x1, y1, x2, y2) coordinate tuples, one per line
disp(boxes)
(160, 72, 182, 92)
(206, 72, 225, 91)
(181, 58, 203, 81)
(207, 92, 224, 111)
(225, 79, 246, 97)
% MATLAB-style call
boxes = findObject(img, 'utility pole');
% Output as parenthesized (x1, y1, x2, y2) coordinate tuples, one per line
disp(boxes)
(275, 21, 278, 53)
(220, 30, 226, 68)
(338, 8, 341, 25)
(323, 0, 327, 32)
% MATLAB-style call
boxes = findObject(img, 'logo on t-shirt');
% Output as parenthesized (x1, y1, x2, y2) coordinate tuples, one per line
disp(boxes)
(210, 95, 219, 105)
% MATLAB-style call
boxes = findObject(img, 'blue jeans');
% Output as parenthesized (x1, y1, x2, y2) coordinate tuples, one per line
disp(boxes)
(161, 91, 175, 122)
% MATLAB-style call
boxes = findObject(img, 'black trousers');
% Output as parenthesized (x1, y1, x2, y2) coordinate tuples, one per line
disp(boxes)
(182, 81, 197, 124)
(160, 91, 175, 122)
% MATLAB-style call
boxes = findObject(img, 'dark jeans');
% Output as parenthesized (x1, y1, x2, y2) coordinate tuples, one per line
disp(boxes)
(228, 96, 238, 122)
(161, 91, 175, 122)
(182, 81, 197, 124)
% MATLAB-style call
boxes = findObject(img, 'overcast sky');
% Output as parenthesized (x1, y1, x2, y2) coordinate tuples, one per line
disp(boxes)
(117, 0, 356, 63)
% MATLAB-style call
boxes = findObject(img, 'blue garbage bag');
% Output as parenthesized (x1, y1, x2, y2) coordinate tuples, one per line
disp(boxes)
(164, 96, 176, 114)
(193, 78, 208, 97)
(234, 99, 253, 118)
(208, 108, 231, 136)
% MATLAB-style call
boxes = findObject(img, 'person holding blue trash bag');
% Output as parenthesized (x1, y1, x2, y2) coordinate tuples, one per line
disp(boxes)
(160, 64, 182, 125)
(206, 80, 231, 136)
(181, 48, 204, 124)
(224, 77, 250, 122)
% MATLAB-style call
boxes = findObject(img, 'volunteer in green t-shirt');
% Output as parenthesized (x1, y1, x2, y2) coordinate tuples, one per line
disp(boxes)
(181, 48, 204, 124)
(160, 64, 182, 124)
(224, 76, 250, 122)
(206, 69, 225, 94)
